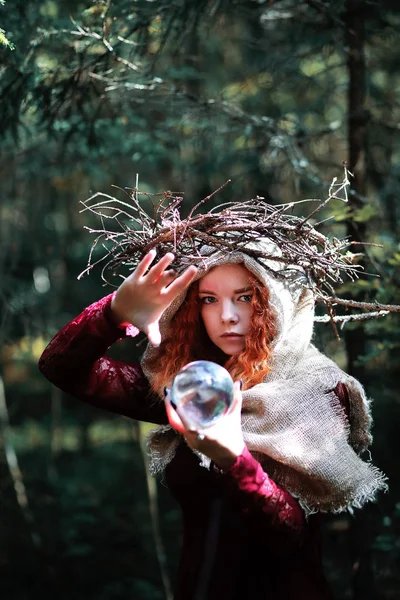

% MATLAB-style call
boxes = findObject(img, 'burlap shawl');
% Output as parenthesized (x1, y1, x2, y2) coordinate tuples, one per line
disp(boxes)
(141, 245, 387, 513)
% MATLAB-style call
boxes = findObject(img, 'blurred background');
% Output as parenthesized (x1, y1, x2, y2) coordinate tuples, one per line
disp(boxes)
(0, 1, 399, 598)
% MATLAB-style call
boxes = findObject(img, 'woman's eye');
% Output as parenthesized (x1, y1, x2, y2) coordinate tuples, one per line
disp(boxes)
(239, 294, 253, 302)
(199, 296, 216, 304)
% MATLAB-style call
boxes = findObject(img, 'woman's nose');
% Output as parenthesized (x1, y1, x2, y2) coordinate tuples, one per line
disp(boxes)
(221, 301, 238, 323)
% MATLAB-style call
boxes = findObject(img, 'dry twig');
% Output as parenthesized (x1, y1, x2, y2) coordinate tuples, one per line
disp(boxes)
(78, 171, 399, 325)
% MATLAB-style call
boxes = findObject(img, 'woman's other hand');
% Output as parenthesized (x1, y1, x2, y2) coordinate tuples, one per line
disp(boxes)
(165, 381, 245, 470)
(111, 249, 197, 347)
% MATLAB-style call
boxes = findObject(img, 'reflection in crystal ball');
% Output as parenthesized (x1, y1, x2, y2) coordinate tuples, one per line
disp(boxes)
(170, 360, 234, 430)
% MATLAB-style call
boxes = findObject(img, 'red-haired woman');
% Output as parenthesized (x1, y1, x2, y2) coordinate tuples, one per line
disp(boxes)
(39, 247, 386, 600)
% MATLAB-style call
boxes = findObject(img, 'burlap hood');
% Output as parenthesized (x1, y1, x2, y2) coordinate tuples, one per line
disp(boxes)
(141, 242, 387, 513)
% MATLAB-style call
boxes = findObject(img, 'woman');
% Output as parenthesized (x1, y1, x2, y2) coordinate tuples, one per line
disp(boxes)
(39, 238, 386, 599)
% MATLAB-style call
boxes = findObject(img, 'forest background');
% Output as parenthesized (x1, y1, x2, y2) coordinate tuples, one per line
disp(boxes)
(1, 1, 399, 599)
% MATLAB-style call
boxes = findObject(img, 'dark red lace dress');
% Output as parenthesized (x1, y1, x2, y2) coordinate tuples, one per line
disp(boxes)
(39, 294, 336, 600)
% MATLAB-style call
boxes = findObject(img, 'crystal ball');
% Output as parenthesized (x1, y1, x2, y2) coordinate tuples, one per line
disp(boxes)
(170, 360, 234, 430)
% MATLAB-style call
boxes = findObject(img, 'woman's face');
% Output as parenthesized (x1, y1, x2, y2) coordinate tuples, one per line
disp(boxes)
(198, 263, 254, 356)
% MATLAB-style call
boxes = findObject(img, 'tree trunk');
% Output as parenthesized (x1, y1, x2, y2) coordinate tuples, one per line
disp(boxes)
(345, 0, 368, 382)
(345, 3, 376, 599)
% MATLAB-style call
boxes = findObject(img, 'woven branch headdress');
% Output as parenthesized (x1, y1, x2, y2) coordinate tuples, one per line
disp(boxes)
(78, 174, 400, 331)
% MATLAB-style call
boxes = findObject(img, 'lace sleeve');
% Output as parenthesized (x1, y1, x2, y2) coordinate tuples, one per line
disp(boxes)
(38, 294, 168, 425)
(220, 383, 351, 549)
(221, 445, 306, 549)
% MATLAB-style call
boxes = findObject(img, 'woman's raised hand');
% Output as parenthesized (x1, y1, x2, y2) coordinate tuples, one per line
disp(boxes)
(165, 381, 245, 470)
(110, 249, 198, 347)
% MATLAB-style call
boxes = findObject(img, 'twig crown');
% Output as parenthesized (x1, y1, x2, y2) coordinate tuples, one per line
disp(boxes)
(78, 171, 400, 332)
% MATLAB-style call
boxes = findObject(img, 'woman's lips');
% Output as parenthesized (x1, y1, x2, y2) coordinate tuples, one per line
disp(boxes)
(221, 333, 243, 338)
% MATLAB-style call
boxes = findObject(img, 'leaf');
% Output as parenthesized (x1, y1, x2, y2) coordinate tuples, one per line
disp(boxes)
(388, 252, 400, 266)
(332, 205, 352, 222)
(352, 204, 378, 223)
(0, 28, 14, 49)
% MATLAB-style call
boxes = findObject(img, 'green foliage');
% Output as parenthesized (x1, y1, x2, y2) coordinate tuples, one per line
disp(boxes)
(1, 1, 400, 598)
(388, 244, 400, 267)
(0, 0, 14, 49)
(0, 27, 14, 49)
(1, 437, 171, 599)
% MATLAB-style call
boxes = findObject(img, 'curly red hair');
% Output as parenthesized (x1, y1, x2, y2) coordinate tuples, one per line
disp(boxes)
(147, 267, 277, 394)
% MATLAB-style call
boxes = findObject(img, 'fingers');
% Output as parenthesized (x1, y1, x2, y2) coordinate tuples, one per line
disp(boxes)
(164, 265, 198, 298)
(166, 383, 242, 433)
(165, 390, 199, 434)
(233, 380, 243, 402)
(159, 268, 178, 285)
(227, 381, 243, 415)
(134, 249, 157, 278)
(133, 250, 197, 293)
(134, 250, 175, 282)
(165, 395, 186, 434)
(148, 252, 175, 283)
(146, 322, 162, 348)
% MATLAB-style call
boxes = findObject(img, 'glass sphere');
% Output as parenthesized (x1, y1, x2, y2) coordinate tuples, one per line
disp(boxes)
(170, 360, 234, 430)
